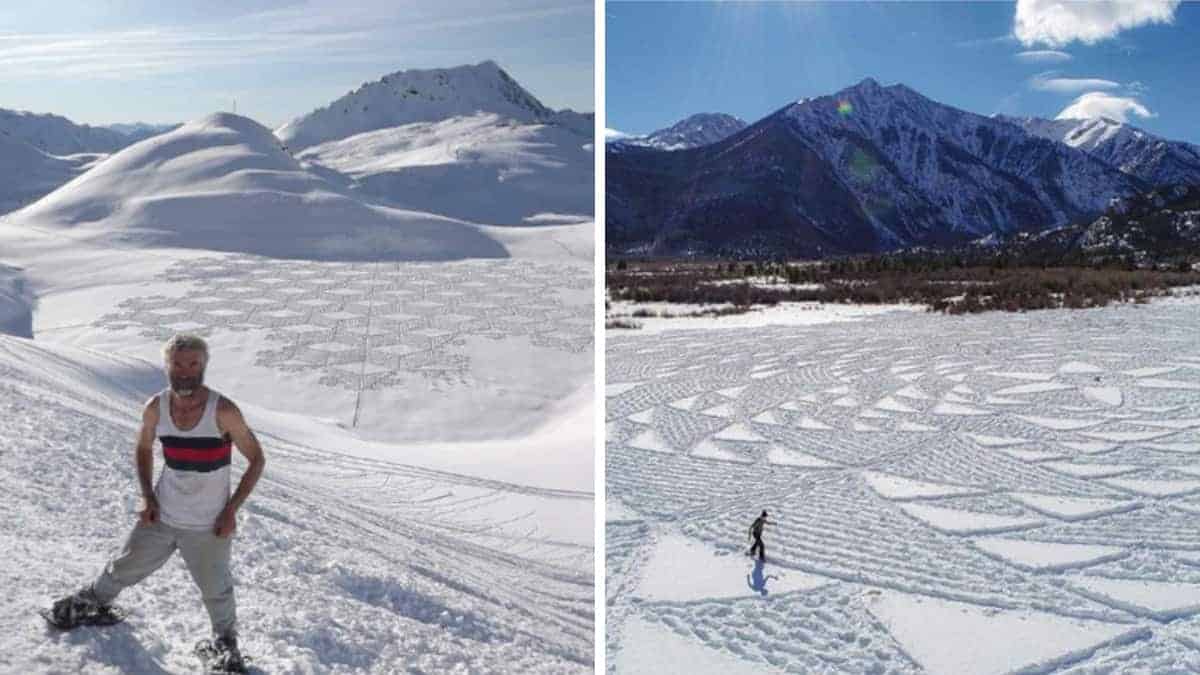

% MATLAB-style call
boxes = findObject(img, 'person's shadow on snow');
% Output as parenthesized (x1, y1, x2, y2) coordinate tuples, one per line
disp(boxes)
(46, 621, 173, 675)
(747, 559, 778, 597)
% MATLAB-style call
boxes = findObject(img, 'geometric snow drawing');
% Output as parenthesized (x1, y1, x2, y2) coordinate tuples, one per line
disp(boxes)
(898, 502, 1044, 535)
(96, 255, 592, 389)
(972, 537, 1127, 572)
(864, 472, 985, 500)
(634, 533, 829, 602)
(607, 299, 1200, 673)
(1008, 493, 1141, 522)
(1069, 576, 1200, 620)
(864, 590, 1146, 675)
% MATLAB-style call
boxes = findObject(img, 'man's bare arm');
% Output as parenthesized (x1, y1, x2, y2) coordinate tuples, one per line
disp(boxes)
(136, 396, 160, 523)
(214, 398, 265, 536)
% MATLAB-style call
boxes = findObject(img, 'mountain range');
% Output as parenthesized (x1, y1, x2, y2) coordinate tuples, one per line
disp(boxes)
(1, 61, 593, 229)
(607, 78, 1200, 258)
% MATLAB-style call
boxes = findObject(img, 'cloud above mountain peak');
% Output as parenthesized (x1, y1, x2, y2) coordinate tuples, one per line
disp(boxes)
(1056, 91, 1155, 122)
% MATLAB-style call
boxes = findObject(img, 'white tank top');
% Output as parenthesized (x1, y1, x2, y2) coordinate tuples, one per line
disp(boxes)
(154, 389, 232, 530)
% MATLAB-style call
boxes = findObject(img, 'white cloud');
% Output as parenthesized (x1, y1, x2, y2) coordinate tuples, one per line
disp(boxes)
(0, 29, 383, 80)
(1014, 0, 1179, 47)
(1015, 50, 1072, 63)
(1029, 72, 1120, 94)
(1056, 92, 1155, 122)
(0, 1, 593, 82)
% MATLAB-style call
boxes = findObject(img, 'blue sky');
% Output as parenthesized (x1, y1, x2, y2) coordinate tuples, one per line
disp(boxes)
(0, 0, 593, 128)
(607, 1, 1199, 144)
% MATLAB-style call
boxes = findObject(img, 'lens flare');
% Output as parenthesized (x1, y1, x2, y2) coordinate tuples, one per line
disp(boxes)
(849, 147, 878, 181)
(837, 100, 853, 116)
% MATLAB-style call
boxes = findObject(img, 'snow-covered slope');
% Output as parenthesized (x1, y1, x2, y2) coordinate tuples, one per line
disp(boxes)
(0, 112, 175, 215)
(0, 263, 32, 337)
(0, 132, 97, 214)
(611, 113, 747, 151)
(277, 61, 569, 151)
(0, 107, 148, 155)
(277, 62, 593, 226)
(296, 112, 593, 225)
(0, 335, 592, 673)
(779, 78, 1142, 241)
(12, 112, 507, 261)
(105, 121, 180, 142)
(1001, 115, 1200, 187)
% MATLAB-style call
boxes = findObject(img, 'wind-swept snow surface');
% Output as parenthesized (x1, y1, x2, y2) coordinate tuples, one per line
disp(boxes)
(608, 298, 1200, 674)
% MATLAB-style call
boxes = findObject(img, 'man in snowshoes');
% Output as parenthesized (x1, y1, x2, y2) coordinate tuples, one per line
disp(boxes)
(747, 510, 770, 562)
(47, 334, 265, 671)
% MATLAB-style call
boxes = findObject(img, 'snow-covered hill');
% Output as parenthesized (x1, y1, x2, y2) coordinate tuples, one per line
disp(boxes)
(0, 132, 99, 214)
(277, 61, 572, 151)
(609, 113, 747, 152)
(0, 107, 166, 155)
(105, 121, 180, 142)
(12, 112, 507, 261)
(295, 112, 593, 225)
(278, 62, 593, 227)
(1001, 115, 1200, 187)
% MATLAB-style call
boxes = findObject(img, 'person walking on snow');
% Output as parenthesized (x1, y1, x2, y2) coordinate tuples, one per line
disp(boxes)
(748, 510, 770, 561)
(47, 334, 265, 672)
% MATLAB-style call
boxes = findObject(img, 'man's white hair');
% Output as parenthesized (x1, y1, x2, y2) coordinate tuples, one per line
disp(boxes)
(162, 333, 209, 366)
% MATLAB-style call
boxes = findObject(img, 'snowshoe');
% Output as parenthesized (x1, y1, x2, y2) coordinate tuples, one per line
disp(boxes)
(195, 635, 248, 674)
(40, 592, 127, 630)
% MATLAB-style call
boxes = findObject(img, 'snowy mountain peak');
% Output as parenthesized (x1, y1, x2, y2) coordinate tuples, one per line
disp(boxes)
(1004, 114, 1200, 185)
(643, 113, 747, 150)
(192, 111, 279, 140)
(852, 76, 882, 91)
(276, 61, 558, 150)
(607, 113, 747, 152)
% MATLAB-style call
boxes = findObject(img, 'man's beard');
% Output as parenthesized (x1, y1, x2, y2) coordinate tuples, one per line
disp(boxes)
(169, 372, 204, 397)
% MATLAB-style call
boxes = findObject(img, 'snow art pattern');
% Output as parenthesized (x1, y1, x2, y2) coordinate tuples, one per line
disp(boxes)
(607, 301, 1200, 674)
(96, 256, 592, 388)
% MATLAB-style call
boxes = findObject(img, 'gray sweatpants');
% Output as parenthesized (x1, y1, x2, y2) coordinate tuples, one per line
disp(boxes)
(90, 520, 236, 637)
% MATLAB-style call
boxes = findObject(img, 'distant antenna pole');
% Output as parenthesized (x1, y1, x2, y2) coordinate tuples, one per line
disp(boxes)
(233, 99, 237, 114)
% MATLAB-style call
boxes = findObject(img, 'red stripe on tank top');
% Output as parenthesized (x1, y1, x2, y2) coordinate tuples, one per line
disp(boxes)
(163, 443, 232, 462)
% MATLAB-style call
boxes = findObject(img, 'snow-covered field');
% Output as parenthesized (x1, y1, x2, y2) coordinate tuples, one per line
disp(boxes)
(1, 66, 593, 672)
(607, 298, 1200, 674)
(606, 300, 920, 335)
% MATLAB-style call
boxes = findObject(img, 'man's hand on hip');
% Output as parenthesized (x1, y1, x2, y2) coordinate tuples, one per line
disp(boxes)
(138, 494, 159, 526)
(214, 506, 237, 538)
